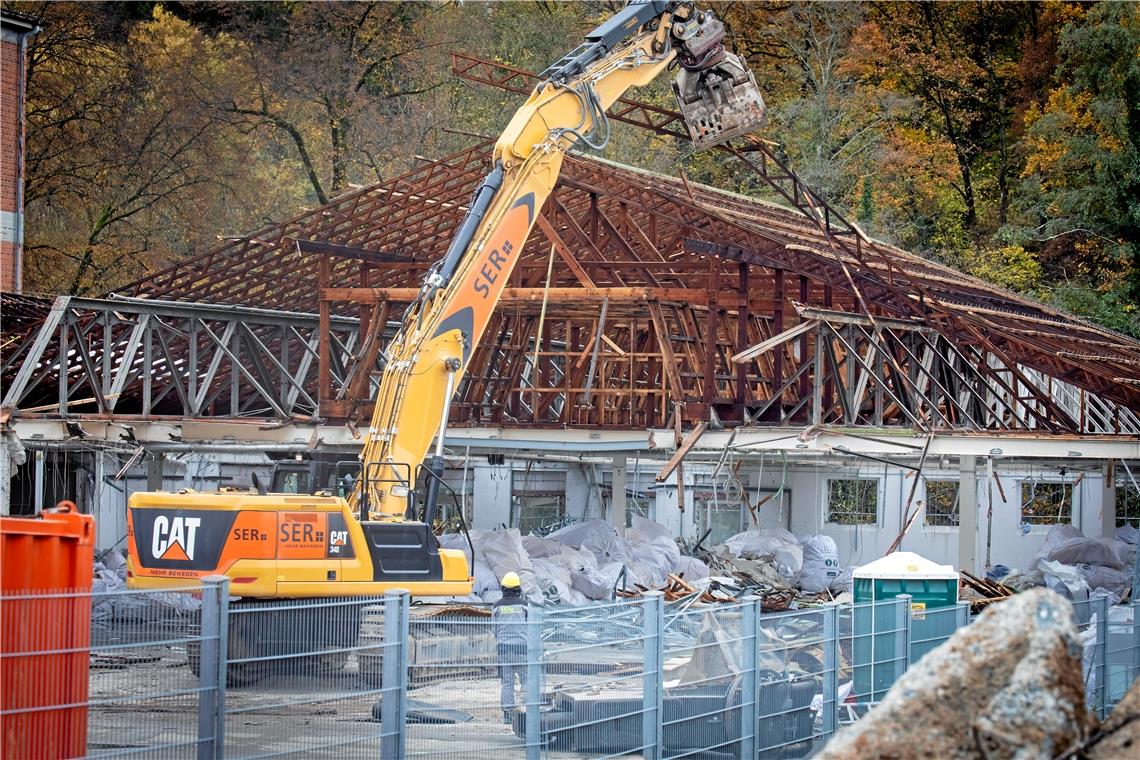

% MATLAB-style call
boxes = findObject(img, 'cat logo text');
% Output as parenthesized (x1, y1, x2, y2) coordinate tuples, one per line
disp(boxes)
(151, 516, 201, 562)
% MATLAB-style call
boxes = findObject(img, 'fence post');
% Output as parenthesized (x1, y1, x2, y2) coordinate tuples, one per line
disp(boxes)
(821, 603, 839, 739)
(894, 594, 912, 685)
(642, 591, 664, 760)
(739, 597, 759, 758)
(525, 606, 544, 760)
(954, 601, 971, 630)
(381, 590, 409, 760)
(1133, 600, 1140, 695)
(197, 575, 229, 760)
(1094, 593, 1108, 719)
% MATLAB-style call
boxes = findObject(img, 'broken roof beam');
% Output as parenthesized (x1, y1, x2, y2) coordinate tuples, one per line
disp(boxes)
(656, 420, 708, 482)
(731, 319, 818, 364)
(793, 303, 932, 332)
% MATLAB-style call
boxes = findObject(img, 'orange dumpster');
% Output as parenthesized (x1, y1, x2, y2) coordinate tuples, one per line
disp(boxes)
(1, 502, 95, 759)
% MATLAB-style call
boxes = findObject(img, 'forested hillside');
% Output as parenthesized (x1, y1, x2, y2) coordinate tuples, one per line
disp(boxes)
(9, 1, 1139, 336)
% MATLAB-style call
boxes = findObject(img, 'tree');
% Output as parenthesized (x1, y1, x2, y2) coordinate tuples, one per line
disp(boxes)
(846, 2, 1030, 252)
(1019, 2, 1140, 312)
(213, 2, 455, 204)
(20, 4, 291, 294)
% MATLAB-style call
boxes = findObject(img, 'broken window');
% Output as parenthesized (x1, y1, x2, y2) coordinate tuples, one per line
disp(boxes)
(1020, 480, 1073, 526)
(512, 469, 567, 535)
(924, 480, 960, 527)
(826, 478, 878, 525)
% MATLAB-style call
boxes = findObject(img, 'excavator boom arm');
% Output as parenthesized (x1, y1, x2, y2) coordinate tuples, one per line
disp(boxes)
(352, 1, 765, 524)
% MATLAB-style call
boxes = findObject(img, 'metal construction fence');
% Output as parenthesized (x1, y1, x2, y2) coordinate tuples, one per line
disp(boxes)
(1, 582, 1138, 759)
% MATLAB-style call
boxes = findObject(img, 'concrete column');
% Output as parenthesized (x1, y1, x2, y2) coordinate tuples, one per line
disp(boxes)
(958, 455, 978, 574)
(33, 449, 44, 513)
(146, 453, 164, 491)
(656, 470, 696, 540)
(472, 463, 512, 529)
(611, 455, 627, 535)
(1101, 459, 1116, 539)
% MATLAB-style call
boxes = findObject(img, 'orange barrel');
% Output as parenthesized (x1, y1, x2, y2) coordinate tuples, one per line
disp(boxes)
(1, 502, 95, 759)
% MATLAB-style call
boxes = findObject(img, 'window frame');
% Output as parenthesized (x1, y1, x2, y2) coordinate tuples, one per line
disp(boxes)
(923, 479, 961, 529)
(824, 477, 880, 526)
(1019, 478, 1075, 528)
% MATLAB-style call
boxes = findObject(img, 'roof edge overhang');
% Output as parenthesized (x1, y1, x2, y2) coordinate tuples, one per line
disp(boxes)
(12, 419, 1140, 460)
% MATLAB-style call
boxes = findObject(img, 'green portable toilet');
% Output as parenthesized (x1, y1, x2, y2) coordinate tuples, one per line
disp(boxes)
(852, 552, 959, 702)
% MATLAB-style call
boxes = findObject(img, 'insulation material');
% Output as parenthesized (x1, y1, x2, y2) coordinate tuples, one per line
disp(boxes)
(1038, 559, 1090, 602)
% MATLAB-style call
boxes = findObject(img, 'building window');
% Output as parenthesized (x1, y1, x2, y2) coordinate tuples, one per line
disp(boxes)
(1117, 473, 1140, 528)
(512, 469, 567, 535)
(826, 479, 878, 525)
(1020, 480, 1073, 526)
(924, 480, 960, 527)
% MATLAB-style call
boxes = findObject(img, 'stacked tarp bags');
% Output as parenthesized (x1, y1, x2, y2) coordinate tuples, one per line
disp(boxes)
(441, 518, 712, 605)
(91, 551, 199, 628)
(547, 520, 632, 566)
(1027, 525, 1135, 605)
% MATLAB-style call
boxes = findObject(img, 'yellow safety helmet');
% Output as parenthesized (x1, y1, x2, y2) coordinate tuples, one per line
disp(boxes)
(500, 571, 521, 589)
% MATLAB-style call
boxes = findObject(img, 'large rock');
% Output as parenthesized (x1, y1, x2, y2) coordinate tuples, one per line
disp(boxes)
(1089, 677, 1140, 759)
(818, 589, 1090, 759)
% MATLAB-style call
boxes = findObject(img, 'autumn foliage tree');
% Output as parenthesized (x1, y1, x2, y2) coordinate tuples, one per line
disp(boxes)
(6, 0, 1138, 336)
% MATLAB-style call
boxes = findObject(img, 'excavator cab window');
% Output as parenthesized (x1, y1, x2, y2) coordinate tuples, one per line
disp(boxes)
(280, 471, 309, 494)
(271, 463, 312, 494)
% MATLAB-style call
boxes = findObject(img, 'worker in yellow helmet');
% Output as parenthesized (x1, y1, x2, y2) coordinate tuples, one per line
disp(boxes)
(492, 571, 528, 724)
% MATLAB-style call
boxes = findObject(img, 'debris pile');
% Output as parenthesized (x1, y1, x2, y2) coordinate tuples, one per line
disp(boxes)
(990, 525, 1136, 607)
(440, 520, 854, 610)
(91, 550, 199, 627)
(439, 517, 710, 606)
(958, 570, 1014, 614)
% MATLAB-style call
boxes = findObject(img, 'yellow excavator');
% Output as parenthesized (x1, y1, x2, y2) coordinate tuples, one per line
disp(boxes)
(127, 0, 763, 613)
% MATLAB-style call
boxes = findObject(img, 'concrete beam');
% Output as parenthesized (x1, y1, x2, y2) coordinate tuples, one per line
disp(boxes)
(11, 419, 1139, 461)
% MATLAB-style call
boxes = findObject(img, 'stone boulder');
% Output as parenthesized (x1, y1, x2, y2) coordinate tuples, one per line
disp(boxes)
(1088, 677, 1140, 759)
(818, 588, 1090, 759)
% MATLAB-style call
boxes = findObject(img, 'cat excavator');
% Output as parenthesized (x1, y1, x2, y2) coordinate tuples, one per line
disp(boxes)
(125, 0, 764, 669)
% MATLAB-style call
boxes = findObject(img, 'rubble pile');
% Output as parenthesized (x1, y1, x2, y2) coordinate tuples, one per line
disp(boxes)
(91, 551, 199, 627)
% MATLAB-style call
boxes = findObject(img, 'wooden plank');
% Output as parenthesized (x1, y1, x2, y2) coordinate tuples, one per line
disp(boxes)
(648, 301, 684, 404)
(656, 421, 708, 482)
(322, 287, 715, 302)
(535, 213, 597, 288)
(732, 320, 818, 364)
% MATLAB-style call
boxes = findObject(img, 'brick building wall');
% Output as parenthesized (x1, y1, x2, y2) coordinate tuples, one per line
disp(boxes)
(1, 12, 40, 293)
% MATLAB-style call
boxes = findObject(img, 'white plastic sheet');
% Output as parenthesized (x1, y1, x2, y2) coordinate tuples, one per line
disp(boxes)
(1047, 537, 1130, 570)
(1038, 558, 1089, 602)
(723, 529, 803, 583)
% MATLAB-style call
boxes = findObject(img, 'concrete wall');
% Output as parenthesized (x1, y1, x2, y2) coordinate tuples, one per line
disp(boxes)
(62, 445, 1113, 571)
